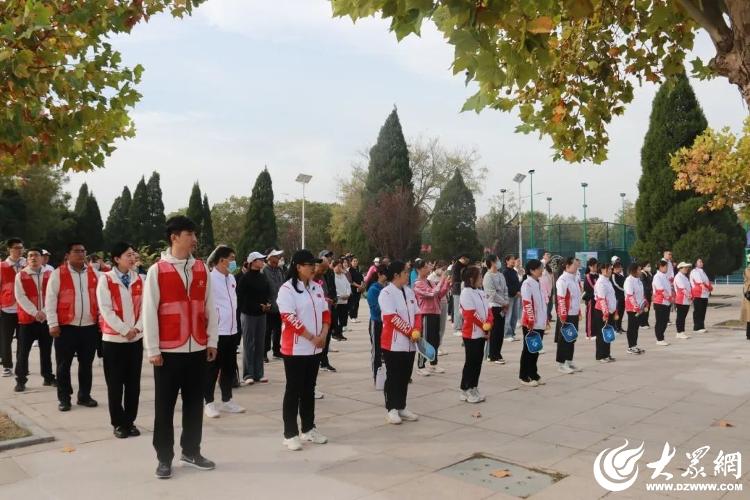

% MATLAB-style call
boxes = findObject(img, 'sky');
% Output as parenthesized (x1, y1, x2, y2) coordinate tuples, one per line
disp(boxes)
(67, 0, 747, 224)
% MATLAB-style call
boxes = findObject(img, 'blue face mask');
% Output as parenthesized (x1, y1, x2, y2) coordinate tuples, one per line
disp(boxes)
(228, 261, 238, 273)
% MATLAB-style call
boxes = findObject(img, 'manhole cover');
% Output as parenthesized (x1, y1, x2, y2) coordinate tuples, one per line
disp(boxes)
(438, 454, 565, 497)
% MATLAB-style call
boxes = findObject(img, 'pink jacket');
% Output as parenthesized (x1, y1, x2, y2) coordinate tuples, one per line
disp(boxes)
(413, 277, 450, 315)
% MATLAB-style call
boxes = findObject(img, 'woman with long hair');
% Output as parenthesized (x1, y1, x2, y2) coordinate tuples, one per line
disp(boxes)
(413, 260, 450, 376)
(379, 261, 422, 425)
(519, 259, 546, 387)
(276, 250, 330, 451)
(593, 261, 617, 363)
(459, 266, 492, 402)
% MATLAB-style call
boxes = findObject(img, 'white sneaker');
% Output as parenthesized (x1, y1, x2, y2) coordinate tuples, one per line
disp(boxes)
(428, 365, 445, 374)
(459, 390, 469, 401)
(241, 378, 255, 386)
(641, 325, 650, 329)
(471, 387, 486, 402)
(300, 428, 328, 444)
(416, 368, 431, 377)
(567, 361, 582, 372)
(598, 358, 611, 364)
(509, 336, 519, 342)
(656, 340, 670, 346)
(538, 349, 546, 354)
(463, 390, 481, 404)
(453, 331, 462, 337)
(520, 379, 539, 387)
(204, 402, 221, 418)
(676, 333, 690, 339)
(386, 409, 402, 424)
(493, 358, 506, 365)
(438, 349, 447, 356)
(350, 318, 359, 323)
(221, 400, 246, 413)
(314, 389, 324, 399)
(558, 363, 575, 374)
(283, 436, 303, 451)
(398, 408, 419, 421)
(696, 329, 707, 333)
(1, 368, 12, 377)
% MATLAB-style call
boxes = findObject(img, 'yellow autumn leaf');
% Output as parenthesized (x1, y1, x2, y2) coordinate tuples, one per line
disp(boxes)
(527, 17, 555, 34)
(490, 469, 512, 478)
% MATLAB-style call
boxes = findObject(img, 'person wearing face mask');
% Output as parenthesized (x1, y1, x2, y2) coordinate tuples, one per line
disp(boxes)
(639, 262, 653, 329)
(689, 258, 712, 333)
(97, 242, 144, 439)
(203, 246, 244, 419)
(593, 262, 617, 363)
(0, 238, 26, 377)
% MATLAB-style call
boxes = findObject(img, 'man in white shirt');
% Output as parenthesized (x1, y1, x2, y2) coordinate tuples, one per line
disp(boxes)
(0, 238, 26, 377)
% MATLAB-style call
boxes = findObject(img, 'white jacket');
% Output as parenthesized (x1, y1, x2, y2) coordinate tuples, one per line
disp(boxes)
(277, 278, 329, 356)
(379, 283, 419, 352)
(556, 271, 582, 317)
(96, 269, 144, 343)
(45, 263, 97, 329)
(1, 257, 26, 313)
(652, 271, 673, 306)
(142, 249, 219, 358)
(690, 268, 711, 299)
(459, 287, 490, 339)
(624, 275, 647, 312)
(210, 268, 237, 336)
(673, 272, 692, 306)
(594, 276, 617, 314)
(334, 272, 351, 305)
(521, 278, 547, 331)
(14, 267, 47, 320)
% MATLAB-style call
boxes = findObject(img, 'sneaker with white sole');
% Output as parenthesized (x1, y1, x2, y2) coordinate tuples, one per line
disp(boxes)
(520, 379, 539, 387)
(300, 428, 328, 444)
(386, 409, 402, 424)
(558, 363, 575, 374)
(314, 389, 324, 399)
(567, 361, 582, 372)
(204, 402, 221, 418)
(283, 436, 303, 451)
(1, 368, 11, 377)
(471, 387, 486, 402)
(656, 340, 670, 346)
(398, 408, 419, 421)
(221, 400, 246, 413)
(676, 332, 690, 339)
(438, 349, 447, 356)
(241, 378, 255, 386)
(428, 365, 445, 374)
(416, 368, 431, 377)
(459, 390, 469, 401)
(463, 390, 481, 404)
(696, 329, 707, 333)
(493, 358, 506, 365)
(598, 358, 611, 364)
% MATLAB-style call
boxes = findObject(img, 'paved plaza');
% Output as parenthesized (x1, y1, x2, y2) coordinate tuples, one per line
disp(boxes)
(1, 285, 749, 499)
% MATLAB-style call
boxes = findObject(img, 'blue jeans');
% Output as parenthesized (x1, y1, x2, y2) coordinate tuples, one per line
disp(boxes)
(241, 313, 266, 380)
(504, 296, 521, 338)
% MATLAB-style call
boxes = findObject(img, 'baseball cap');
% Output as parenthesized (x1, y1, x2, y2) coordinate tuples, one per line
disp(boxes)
(611, 256, 621, 263)
(677, 261, 692, 269)
(373, 257, 381, 264)
(292, 249, 321, 266)
(246, 251, 267, 263)
(319, 249, 333, 259)
(41, 249, 51, 256)
(267, 249, 284, 257)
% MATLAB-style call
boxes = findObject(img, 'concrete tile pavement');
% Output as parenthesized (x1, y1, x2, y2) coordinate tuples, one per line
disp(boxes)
(0, 285, 748, 499)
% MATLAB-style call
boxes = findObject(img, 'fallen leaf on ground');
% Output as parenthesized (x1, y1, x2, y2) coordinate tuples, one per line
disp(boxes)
(714, 420, 734, 428)
(490, 469, 512, 478)
(471, 411, 482, 418)
(61, 446, 76, 453)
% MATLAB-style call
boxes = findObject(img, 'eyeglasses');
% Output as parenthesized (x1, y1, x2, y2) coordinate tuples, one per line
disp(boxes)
(69, 249, 86, 254)
(10, 246, 23, 250)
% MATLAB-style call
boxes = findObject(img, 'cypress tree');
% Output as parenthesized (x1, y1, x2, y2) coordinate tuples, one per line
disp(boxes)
(73, 183, 89, 215)
(104, 186, 132, 250)
(84, 195, 104, 252)
(201, 194, 215, 254)
(431, 169, 481, 260)
(632, 75, 744, 274)
(129, 176, 149, 248)
(0, 188, 28, 243)
(239, 168, 277, 259)
(186, 182, 204, 237)
(145, 172, 167, 250)
(365, 107, 412, 196)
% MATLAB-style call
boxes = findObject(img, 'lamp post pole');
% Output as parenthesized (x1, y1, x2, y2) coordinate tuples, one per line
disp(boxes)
(513, 173, 527, 263)
(620, 192, 626, 250)
(546, 197, 552, 252)
(295, 174, 313, 249)
(581, 182, 589, 252)
(528, 169, 536, 250)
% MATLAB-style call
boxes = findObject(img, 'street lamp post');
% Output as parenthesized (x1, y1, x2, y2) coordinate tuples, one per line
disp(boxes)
(499, 188, 507, 251)
(295, 173, 313, 249)
(513, 173, 527, 263)
(581, 182, 589, 252)
(620, 192, 626, 250)
(528, 169, 536, 249)
(546, 197, 552, 252)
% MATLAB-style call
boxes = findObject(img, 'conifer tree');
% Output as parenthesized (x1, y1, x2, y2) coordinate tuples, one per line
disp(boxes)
(201, 194, 215, 255)
(104, 186, 132, 250)
(145, 172, 167, 249)
(186, 182, 204, 237)
(239, 168, 277, 259)
(431, 169, 481, 260)
(129, 176, 149, 248)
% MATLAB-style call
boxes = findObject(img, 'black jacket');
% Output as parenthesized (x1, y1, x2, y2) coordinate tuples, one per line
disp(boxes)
(641, 271, 653, 300)
(323, 268, 337, 303)
(236, 269, 271, 316)
(451, 262, 466, 295)
(611, 272, 625, 301)
(583, 272, 599, 302)
(503, 267, 521, 296)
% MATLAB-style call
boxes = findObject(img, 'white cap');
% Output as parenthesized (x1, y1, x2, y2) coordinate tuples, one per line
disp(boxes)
(611, 256, 620, 263)
(268, 249, 284, 257)
(373, 257, 381, 264)
(677, 261, 692, 269)
(246, 251, 266, 263)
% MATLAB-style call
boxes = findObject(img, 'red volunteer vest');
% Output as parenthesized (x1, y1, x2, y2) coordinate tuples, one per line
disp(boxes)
(0, 261, 18, 308)
(99, 273, 143, 335)
(156, 260, 208, 349)
(17, 271, 51, 324)
(57, 266, 99, 325)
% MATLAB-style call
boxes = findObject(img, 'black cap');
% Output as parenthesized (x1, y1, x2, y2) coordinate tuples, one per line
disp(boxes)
(292, 249, 321, 266)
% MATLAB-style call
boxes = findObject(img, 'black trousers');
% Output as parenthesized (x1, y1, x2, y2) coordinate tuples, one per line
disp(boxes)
(382, 350, 415, 411)
(639, 301, 651, 326)
(348, 291, 361, 319)
(692, 298, 708, 331)
(488, 307, 506, 361)
(461, 337, 485, 390)
(746, 322, 750, 340)
(102, 339, 143, 428)
(0, 312, 18, 368)
(153, 350, 207, 463)
(265, 312, 281, 357)
(615, 298, 625, 331)
(554, 314, 578, 363)
(320, 308, 334, 366)
(519, 328, 541, 381)
(205, 334, 238, 404)
(55, 325, 98, 403)
(336, 303, 349, 331)
(653, 304, 670, 341)
(417, 314, 440, 368)
(626, 312, 640, 348)
(675, 303, 690, 333)
(16, 321, 54, 384)
(591, 309, 611, 360)
(282, 353, 321, 438)
(369, 320, 383, 381)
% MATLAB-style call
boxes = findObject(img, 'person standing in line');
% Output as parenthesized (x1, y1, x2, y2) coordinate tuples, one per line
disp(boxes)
(583, 258, 599, 339)
(483, 254, 508, 365)
(593, 262, 617, 363)
(379, 261, 421, 425)
(96, 242, 144, 438)
(663, 249, 676, 324)
(13, 248, 55, 391)
(540, 257, 555, 322)
(413, 260, 450, 376)
(742, 264, 750, 341)
(459, 266, 492, 403)
(555, 257, 583, 374)
(41, 249, 55, 273)
(142, 216, 218, 479)
(673, 262, 693, 340)
(333, 259, 351, 338)
(624, 262, 646, 355)
(203, 245, 245, 419)
(611, 261, 626, 333)
(689, 258, 712, 333)
(519, 259, 546, 387)
(639, 262, 653, 328)
(428, 261, 450, 356)
(364, 257, 381, 290)
(263, 249, 285, 361)
(652, 259, 673, 347)
(237, 251, 271, 385)
(451, 254, 470, 333)
(366, 265, 387, 383)
(503, 255, 522, 342)
(314, 255, 337, 373)
(277, 250, 330, 451)
(45, 242, 100, 412)
(0, 238, 26, 377)
(348, 257, 364, 324)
